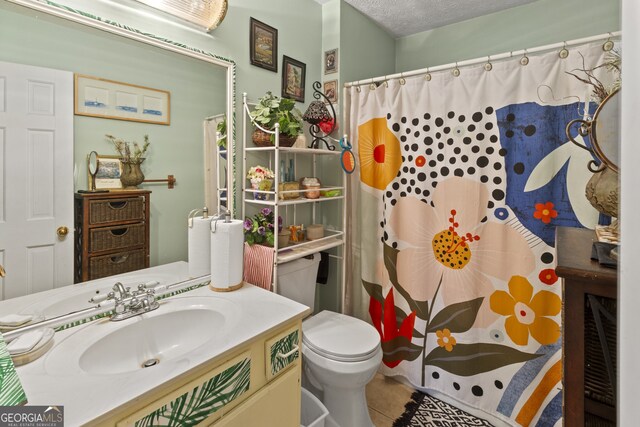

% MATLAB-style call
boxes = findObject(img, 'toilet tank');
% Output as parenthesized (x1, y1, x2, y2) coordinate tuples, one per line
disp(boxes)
(277, 253, 321, 312)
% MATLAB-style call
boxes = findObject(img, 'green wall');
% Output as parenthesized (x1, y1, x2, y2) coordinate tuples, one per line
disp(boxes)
(395, 0, 621, 72)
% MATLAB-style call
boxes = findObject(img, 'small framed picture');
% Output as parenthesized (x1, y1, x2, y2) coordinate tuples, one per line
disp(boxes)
(93, 155, 123, 190)
(324, 80, 338, 103)
(250, 17, 278, 72)
(282, 56, 306, 103)
(324, 48, 338, 74)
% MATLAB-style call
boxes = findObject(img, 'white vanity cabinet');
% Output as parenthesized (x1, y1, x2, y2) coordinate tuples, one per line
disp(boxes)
(111, 320, 303, 427)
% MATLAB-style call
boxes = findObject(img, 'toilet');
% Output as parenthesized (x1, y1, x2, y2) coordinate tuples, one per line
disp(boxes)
(277, 254, 382, 427)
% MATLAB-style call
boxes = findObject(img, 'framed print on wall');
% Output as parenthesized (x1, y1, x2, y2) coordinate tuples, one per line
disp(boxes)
(282, 56, 306, 103)
(324, 48, 338, 74)
(250, 17, 278, 72)
(93, 155, 123, 190)
(324, 80, 338, 103)
(75, 74, 170, 125)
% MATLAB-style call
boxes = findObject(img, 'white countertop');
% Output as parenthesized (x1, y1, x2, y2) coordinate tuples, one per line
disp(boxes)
(13, 276, 309, 425)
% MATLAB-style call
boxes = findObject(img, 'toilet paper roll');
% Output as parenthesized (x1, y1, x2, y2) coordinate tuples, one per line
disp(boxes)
(210, 219, 244, 290)
(188, 216, 213, 278)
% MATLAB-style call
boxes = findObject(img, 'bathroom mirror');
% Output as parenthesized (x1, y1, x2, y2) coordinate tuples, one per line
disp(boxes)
(591, 89, 620, 173)
(0, 0, 235, 306)
(87, 151, 99, 191)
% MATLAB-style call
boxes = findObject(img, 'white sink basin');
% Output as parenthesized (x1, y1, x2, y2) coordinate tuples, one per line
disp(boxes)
(45, 296, 240, 376)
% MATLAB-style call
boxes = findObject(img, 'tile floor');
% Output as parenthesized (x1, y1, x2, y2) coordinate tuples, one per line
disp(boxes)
(366, 373, 414, 427)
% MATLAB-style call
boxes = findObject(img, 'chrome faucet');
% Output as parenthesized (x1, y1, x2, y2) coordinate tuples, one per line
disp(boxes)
(105, 282, 160, 321)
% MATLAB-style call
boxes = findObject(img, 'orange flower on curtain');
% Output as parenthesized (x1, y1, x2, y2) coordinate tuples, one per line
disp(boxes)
(389, 177, 535, 326)
(358, 117, 402, 190)
(436, 329, 457, 352)
(533, 202, 558, 224)
(490, 275, 561, 346)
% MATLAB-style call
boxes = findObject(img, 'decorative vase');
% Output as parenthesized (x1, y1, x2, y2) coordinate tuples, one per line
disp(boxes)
(120, 158, 145, 189)
(251, 178, 273, 200)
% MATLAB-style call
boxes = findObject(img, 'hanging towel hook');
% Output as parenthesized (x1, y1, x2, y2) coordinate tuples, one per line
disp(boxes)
(452, 62, 460, 77)
(559, 41, 569, 59)
(399, 72, 406, 85)
(603, 33, 614, 51)
(484, 55, 493, 71)
(520, 49, 530, 66)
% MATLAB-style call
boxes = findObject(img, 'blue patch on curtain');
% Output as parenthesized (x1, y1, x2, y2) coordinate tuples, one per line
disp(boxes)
(497, 339, 561, 417)
(496, 102, 596, 246)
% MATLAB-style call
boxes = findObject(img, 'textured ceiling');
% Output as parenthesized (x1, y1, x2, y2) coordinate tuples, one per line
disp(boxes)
(317, 0, 539, 38)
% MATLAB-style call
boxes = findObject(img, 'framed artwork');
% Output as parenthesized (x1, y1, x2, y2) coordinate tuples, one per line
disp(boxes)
(250, 18, 278, 72)
(324, 80, 338, 103)
(282, 56, 306, 103)
(93, 155, 123, 190)
(324, 48, 338, 74)
(75, 74, 170, 125)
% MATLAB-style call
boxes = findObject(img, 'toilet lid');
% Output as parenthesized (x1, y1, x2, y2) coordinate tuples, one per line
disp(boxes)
(302, 311, 380, 362)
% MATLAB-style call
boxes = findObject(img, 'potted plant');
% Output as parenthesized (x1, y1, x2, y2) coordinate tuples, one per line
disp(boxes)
(243, 208, 283, 246)
(246, 165, 275, 200)
(105, 134, 150, 189)
(216, 117, 227, 150)
(250, 91, 303, 147)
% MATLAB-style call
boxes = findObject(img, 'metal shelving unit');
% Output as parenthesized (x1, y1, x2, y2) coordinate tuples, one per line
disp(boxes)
(241, 93, 346, 300)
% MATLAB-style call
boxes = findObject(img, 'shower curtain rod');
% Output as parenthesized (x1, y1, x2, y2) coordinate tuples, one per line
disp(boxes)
(344, 31, 621, 88)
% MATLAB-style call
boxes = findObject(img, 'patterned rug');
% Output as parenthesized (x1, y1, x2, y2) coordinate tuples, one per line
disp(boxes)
(393, 392, 494, 427)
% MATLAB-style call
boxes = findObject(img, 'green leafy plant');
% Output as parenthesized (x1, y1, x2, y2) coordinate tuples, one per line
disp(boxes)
(250, 91, 303, 143)
(243, 208, 282, 246)
(105, 134, 150, 163)
(216, 118, 227, 149)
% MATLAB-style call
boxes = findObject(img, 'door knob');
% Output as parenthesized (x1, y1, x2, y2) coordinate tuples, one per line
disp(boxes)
(57, 226, 69, 237)
(0, 264, 5, 278)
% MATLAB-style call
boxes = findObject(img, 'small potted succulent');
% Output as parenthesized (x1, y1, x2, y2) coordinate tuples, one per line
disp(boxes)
(250, 92, 303, 147)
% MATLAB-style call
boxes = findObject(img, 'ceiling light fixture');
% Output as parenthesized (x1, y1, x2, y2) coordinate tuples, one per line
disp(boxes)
(132, 0, 228, 32)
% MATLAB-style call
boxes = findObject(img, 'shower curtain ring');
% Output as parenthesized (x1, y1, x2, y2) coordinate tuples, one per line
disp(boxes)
(452, 62, 460, 77)
(399, 73, 406, 85)
(520, 49, 529, 66)
(425, 68, 432, 81)
(559, 42, 569, 59)
(603, 33, 614, 51)
(484, 55, 493, 71)
(369, 78, 376, 90)
(356, 84, 361, 93)
(383, 76, 389, 88)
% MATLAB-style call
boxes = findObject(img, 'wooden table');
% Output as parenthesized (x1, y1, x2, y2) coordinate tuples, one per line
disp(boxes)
(555, 226, 617, 426)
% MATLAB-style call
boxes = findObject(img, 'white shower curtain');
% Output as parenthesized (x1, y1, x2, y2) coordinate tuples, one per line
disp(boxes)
(346, 42, 613, 426)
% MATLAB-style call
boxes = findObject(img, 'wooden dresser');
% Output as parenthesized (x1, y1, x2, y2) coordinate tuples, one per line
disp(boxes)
(74, 190, 151, 283)
(555, 226, 617, 426)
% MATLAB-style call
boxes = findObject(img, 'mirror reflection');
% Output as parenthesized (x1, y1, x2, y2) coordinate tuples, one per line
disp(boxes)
(0, 1, 232, 312)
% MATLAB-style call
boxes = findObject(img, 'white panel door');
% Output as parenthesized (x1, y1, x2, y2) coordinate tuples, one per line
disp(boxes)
(0, 61, 73, 300)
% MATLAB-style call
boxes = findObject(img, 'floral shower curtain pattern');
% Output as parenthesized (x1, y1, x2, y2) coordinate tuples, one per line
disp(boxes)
(347, 43, 612, 426)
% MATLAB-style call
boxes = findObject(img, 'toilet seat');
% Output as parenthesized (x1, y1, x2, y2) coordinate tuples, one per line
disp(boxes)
(302, 311, 381, 362)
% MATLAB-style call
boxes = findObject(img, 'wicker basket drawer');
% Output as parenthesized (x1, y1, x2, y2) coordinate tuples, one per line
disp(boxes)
(89, 249, 146, 280)
(89, 223, 146, 252)
(89, 197, 144, 225)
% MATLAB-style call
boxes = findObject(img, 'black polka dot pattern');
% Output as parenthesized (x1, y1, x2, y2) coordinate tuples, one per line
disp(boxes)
(382, 108, 506, 244)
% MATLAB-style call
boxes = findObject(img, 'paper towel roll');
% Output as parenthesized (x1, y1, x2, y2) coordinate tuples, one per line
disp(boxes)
(210, 219, 244, 290)
(188, 216, 213, 277)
